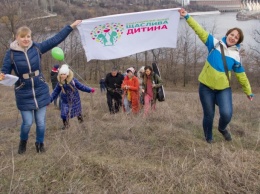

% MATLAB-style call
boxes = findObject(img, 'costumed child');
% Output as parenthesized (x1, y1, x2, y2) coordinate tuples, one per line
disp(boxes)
(121, 67, 140, 114)
(50, 64, 95, 129)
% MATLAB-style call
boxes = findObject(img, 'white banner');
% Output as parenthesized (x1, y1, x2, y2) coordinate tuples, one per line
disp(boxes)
(77, 8, 181, 62)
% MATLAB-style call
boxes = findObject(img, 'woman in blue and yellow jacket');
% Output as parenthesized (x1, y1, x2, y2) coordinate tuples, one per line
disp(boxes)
(0, 20, 82, 154)
(179, 8, 254, 143)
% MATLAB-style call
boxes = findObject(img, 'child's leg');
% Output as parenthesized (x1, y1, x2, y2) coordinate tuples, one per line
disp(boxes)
(144, 94, 152, 117)
(62, 119, 69, 130)
(123, 97, 131, 113)
(61, 103, 69, 129)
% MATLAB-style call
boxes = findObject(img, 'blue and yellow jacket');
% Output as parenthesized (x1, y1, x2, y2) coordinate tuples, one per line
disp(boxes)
(185, 15, 252, 95)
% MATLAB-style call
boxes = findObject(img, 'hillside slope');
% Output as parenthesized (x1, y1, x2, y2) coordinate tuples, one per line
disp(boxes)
(0, 84, 259, 193)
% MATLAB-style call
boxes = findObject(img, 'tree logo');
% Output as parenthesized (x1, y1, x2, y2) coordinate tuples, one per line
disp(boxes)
(91, 23, 124, 46)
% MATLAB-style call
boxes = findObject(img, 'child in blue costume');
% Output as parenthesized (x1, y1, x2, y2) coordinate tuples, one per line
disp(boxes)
(51, 64, 95, 129)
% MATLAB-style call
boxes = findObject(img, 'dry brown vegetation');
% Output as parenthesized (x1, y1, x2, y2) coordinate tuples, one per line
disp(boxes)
(0, 83, 259, 193)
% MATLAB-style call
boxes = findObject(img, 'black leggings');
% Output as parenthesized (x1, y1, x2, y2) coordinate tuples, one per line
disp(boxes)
(106, 92, 122, 113)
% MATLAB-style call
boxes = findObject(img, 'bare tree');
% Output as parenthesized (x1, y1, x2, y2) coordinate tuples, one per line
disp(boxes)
(0, 1, 24, 49)
(0, 0, 49, 49)
(251, 28, 260, 56)
(163, 47, 182, 86)
(177, 24, 194, 87)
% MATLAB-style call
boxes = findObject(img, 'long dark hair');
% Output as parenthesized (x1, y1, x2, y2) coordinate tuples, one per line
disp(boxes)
(144, 66, 153, 72)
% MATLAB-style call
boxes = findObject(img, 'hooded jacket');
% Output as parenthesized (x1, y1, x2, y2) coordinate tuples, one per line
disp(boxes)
(185, 15, 252, 95)
(50, 68, 59, 89)
(50, 70, 92, 120)
(1, 25, 74, 111)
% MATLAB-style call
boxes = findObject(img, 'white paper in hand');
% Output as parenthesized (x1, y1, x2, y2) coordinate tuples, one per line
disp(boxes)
(0, 74, 19, 86)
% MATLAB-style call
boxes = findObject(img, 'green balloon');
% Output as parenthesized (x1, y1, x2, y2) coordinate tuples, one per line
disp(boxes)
(51, 47, 64, 61)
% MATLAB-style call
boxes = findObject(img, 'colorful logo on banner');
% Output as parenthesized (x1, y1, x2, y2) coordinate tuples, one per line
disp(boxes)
(91, 23, 124, 46)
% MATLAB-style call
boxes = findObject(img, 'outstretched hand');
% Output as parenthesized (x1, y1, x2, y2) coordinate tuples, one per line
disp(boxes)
(70, 20, 82, 29)
(247, 94, 254, 101)
(91, 88, 95, 93)
(0, 73, 5, 81)
(178, 8, 188, 17)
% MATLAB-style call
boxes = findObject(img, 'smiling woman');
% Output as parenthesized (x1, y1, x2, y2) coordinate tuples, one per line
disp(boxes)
(16, 26, 32, 48)
(178, 8, 254, 144)
(0, 20, 82, 155)
(225, 27, 244, 47)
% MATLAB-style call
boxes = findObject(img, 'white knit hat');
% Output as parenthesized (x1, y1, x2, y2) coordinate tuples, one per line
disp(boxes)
(127, 67, 135, 73)
(59, 64, 69, 75)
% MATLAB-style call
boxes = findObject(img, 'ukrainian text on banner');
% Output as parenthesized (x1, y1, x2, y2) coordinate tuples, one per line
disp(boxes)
(77, 8, 181, 61)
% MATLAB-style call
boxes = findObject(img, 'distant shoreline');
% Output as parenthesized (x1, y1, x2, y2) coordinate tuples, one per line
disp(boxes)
(185, 10, 260, 21)
(236, 10, 260, 21)
(189, 11, 221, 16)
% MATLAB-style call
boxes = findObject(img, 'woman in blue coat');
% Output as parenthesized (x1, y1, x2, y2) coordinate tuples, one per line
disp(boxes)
(0, 20, 82, 154)
(50, 64, 95, 130)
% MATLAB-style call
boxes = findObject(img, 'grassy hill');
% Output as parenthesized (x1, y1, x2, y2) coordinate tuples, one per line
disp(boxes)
(0, 84, 259, 193)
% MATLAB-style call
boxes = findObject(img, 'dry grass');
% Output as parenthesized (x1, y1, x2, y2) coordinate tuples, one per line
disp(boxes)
(0, 84, 260, 194)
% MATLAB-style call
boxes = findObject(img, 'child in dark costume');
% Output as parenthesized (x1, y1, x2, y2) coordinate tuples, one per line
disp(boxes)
(51, 64, 95, 129)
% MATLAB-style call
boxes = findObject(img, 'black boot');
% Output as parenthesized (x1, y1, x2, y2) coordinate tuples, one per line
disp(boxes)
(62, 120, 69, 130)
(219, 129, 232, 141)
(78, 115, 83, 123)
(18, 140, 27, 154)
(35, 142, 45, 153)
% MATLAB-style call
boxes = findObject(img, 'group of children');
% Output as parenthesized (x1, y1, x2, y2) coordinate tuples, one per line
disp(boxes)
(52, 64, 163, 130)
(121, 66, 163, 116)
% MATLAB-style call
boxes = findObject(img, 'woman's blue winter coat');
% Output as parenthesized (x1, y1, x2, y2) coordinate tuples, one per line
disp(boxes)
(1, 25, 74, 111)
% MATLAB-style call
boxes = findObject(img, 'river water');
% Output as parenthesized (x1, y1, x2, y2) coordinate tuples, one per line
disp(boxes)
(179, 12, 260, 48)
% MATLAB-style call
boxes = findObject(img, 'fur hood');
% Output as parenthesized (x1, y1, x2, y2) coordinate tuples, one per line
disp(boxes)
(10, 40, 33, 52)
(137, 66, 145, 79)
(57, 69, 74, 85)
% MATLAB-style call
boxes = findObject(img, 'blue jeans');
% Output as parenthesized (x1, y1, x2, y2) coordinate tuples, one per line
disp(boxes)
(199, 83, 232, 141)
(20, 106, 47, 143)
(100, 85, 106, 93)
(123, 97, 131, 113)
